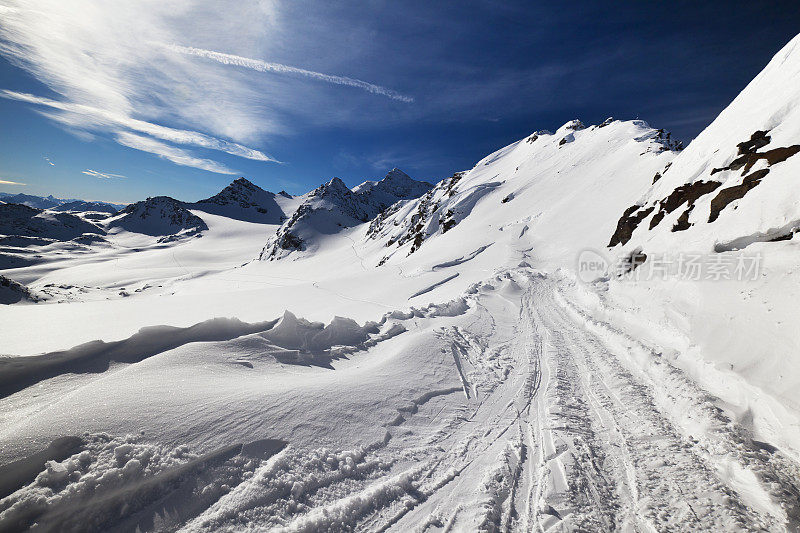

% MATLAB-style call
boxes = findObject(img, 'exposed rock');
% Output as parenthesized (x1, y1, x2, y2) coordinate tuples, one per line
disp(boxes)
(708, 168, 771, 223)
(608, 205, 655, 247)
(648, 180, 722, 229)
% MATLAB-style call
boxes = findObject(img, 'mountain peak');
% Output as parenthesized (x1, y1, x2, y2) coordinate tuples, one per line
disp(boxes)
(384, 168, 411, 180)
(194, 176, 284, 224)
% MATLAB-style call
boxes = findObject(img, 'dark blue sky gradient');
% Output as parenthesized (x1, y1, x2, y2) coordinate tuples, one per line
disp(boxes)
(1, 1, 798, 203)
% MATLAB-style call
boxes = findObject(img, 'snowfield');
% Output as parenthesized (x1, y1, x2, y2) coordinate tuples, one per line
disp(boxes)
(2, 34, 800, 533)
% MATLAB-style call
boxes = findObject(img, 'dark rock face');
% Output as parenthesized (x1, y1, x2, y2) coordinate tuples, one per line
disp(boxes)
(648, 180, 723, 229)
(736, 130, 771, 154)
(708, 169, 771, 223)
(712, 130, 800, 176)
(609, 181, 722, 245)
(608, 205, 655, 247)
(608, 129, 800, 246)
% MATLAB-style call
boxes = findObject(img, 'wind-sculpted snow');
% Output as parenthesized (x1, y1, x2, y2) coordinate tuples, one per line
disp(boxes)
(0, 317, 278, 399)
(3, 32, 800, 533)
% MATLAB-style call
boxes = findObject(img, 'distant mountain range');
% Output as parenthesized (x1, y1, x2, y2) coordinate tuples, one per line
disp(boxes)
(0, 192, 126, 213)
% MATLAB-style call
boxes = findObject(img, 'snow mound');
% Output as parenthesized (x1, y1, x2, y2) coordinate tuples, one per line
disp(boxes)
(192, 177, 287, 224)
(263, 311, 374, 352)
(0, 275, 44, 304)
(0, 317, 276, 398)
(107, 196, 208, 239)
(0, 202, 103, 241)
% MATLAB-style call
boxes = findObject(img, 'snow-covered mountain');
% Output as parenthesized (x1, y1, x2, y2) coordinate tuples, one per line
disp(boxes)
(609, 33, 800, 255)
(260, 169, 432, 260)
(191, 177, 288, 224)
(352, 168, 433, 212)
(4, 32, 800, 533)
(365, 118, 676, 264)
(0, 202, 103, 242)
(107, 196, 208, 239)
(0, 192, 125, 212)
(0, 192, 71, 209)
(50, 200, 122, 214)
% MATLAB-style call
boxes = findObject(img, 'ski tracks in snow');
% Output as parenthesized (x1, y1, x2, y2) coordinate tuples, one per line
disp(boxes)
(6, 270, 800, 531)
(188, 270, 800, 531)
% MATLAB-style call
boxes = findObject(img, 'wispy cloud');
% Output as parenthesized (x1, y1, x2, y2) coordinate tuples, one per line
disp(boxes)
(166, 44, 413, 103)
(0, 1, 282, 174)
(82, 169, 126, 180)
(44, 156, 55, 166)
(0, 179, 26, 186)
(115, 132, 237, 175)
(2, 91, 279, 163)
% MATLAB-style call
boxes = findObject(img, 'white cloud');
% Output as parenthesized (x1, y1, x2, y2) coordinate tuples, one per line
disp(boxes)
(0, 0, 280, 172)
(0, 1, 413, 175)
(82, 169, 126, 180)
(2, 91, 280, 163)
(43, 156, 55, 166)
(115, 132, 238, 175)
(167, 44, 413, 103)
(0, 178, 26, 185)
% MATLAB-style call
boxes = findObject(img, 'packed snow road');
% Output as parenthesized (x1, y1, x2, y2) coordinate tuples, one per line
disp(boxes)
(357, 271, 800, 532)
(1, 269, 799, 532)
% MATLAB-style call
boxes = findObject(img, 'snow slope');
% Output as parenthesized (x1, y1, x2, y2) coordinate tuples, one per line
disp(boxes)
(1, 32, 800, 533)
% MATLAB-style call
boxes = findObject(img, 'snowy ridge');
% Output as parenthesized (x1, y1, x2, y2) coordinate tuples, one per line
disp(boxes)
(107, 196, 208, 240)
(0, 192, 125, 212)
(260, 169, 432, 260)
(609, 33, 800, 254)
(192, 177, 288, 224)
(366, 117, 679, 264)
(50, 200, 122, 214)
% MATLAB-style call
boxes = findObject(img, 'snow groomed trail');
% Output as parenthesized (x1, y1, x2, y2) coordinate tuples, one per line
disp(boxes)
(181, 269, 800, 532)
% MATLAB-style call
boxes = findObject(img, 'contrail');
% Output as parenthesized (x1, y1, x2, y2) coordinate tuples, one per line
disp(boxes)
(168, 44, 414, 103)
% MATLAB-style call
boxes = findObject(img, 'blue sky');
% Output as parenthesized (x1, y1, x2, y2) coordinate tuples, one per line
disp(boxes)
(0, 1, 798, 204)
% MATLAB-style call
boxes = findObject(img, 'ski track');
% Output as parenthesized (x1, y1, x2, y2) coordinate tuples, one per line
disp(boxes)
(4, 269, 800, 532)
